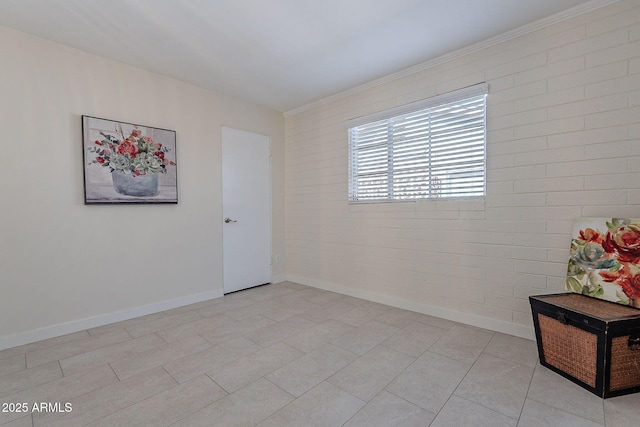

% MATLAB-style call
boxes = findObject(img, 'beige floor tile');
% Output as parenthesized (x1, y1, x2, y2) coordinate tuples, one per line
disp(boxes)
(86, 375, 227, 427)
(267, 343, 358, 397)
(224, 298, 287, 321)
(261, 299, 320, 322)
(109, 334, 212, 380)
(162, 297, 224, 316)
(337, 295, 376, 307)
(280, 281, 310, 290)
(453, 353, 533, 419)
(382, 321, 447, 357)
(414, 314, 459, 330)
(483, 332, 539, 368)
(2, 415, 33, 427)
(428, 325, 494, 366)
(335, 303, 392, 327)
(0, 354, 26, 377)
(0, 361, 62, 397)
(25, 330, 131, 368)
(194, 296, 257, 317)
(15, 363, 117, 400)
(276, 288, 328, 304)
(604, 393, 640, 427)
(199, 314, 276, 346)
(2, 282, 628, 427)
(0, 365, 118, 425)
(385, 351, 469, 413)
(87, 311, 169, 336)
(301, 300, 359, 322)
(33, 366, 176, 427)
(243, 284, 300, 301)
(430, 396, 517, 427)
(344, 391, 434, 427)
(258, 381, 365, 427)
(331, 320, 399, 355)
(328, 345, 415, 402)
(0, 406, 31, 426)
(59, 333, 166, 376)
(207, 342, 304, 393)
(518, 398, 604, 427)
(172, 378, 294, 427)
(283, 319, 354, 353)
(0, 403, 31, 425)
(124, 310, 204, 338)
(156, 313, 236, 343)
(245, 315, 317, 347)
(221, 289, 261, 302)
(0, 331, 90, 360)
(527, 364, 605, 424)
(304, 291, 345, 306)
(375, 308, 421, 329)
(162, 337, 260, 383)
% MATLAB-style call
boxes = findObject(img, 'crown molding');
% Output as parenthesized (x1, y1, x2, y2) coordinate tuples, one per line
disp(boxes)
(284, 0, 620, 117)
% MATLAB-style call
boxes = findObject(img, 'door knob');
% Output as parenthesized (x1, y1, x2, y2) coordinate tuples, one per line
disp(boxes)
(224, 217, 237, 223)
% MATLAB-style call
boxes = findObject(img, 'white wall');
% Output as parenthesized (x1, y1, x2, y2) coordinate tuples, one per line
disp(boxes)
(0, 26, 286, 350)
(285, 0, 640, 339)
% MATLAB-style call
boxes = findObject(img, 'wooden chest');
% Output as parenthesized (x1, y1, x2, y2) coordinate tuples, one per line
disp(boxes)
(529, 293, 640, 398)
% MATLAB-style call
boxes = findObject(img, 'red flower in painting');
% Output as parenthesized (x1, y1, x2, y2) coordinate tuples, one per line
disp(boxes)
(579, 228, 604, 244)
(599, 263, 640, 308)
(608, 267, 640, 307)
(619, 274, 640, 307)
(116, 140, 139, 158)
(602, 225, 640, 263)
(88, 126, 175, 177)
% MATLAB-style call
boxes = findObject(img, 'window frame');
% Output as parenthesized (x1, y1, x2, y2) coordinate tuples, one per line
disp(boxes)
(347, 83, 488, 204)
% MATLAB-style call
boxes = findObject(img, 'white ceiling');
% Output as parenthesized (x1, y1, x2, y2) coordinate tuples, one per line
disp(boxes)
(0, 0, 604, 112)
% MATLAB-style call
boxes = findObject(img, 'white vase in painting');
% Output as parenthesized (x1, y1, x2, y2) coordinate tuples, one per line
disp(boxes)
(112, 170, 159, 197)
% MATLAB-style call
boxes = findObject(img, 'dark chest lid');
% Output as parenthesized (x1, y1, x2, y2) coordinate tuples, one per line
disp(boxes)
(531, 293, 640, 323)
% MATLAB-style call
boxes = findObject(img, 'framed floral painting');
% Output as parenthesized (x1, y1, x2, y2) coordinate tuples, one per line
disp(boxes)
(567, 218, 640, 308)
(82, 116, 177, 204)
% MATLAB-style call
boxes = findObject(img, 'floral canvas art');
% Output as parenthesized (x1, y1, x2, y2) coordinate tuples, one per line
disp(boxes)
(567, 218, 640, 308)
(82, 116, 177, 204)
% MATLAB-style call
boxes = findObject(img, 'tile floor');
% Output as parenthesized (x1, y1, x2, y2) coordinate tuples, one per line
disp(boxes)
(1, 281, 639, 426)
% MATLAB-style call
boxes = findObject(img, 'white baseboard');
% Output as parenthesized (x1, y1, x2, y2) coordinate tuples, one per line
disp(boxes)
(287, 274, 535, 341)
(0, 289, 224, 352)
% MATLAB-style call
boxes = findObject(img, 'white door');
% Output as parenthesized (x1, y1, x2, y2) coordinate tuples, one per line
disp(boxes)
(222, 127, 271, 294)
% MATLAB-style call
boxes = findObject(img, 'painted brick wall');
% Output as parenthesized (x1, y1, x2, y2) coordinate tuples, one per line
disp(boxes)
(284, 0, 640, 338)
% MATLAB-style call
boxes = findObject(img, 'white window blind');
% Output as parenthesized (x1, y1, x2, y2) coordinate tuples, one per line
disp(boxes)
(348, 84, 487, 203)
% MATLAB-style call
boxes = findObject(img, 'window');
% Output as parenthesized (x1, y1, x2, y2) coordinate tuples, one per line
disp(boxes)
(347, 83, 487, 202)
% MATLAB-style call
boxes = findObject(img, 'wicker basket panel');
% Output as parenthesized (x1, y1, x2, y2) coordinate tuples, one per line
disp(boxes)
(538, 313, 597, 387)
(609, 336, 640, 391)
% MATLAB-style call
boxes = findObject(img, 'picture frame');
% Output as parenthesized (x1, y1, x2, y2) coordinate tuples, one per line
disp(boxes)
(82, 115, 178, 204)
(567, 217, 640, 309)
